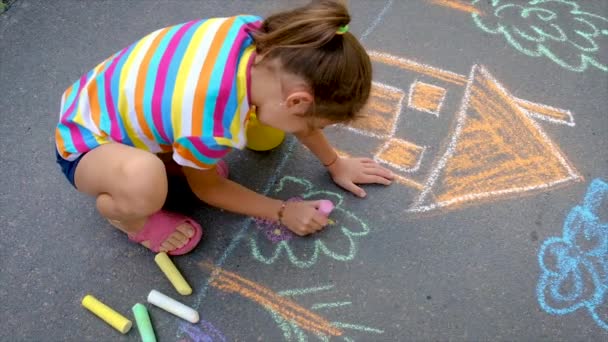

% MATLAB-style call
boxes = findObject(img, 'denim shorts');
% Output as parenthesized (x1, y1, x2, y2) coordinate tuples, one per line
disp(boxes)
(56, 150, 86, 188)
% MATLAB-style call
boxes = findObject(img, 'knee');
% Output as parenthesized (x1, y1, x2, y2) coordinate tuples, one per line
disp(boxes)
(117, 153, 168, 215)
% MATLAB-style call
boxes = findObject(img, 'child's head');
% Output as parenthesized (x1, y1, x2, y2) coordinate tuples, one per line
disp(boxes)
(249, 0, 372, 134)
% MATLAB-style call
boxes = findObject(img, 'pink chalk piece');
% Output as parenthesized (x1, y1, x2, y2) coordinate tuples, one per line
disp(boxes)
(318, 200, 334, 216)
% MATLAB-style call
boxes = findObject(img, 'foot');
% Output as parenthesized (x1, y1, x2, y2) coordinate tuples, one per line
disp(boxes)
(108, 219, 195, 253)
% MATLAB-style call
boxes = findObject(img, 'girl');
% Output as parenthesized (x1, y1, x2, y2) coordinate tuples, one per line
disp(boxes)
(55, 0, 394, 255)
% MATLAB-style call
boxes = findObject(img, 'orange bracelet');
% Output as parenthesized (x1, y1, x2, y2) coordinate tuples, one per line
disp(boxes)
(277, 201, 287, 225)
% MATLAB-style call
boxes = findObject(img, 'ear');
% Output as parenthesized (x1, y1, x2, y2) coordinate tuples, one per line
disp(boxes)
(284, 91, 313, 113)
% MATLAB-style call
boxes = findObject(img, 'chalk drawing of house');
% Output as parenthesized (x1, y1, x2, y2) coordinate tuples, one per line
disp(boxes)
(335, 51, 582, 213)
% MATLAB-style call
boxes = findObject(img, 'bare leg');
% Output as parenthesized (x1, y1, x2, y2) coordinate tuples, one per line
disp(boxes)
(74, 143, 194, 253)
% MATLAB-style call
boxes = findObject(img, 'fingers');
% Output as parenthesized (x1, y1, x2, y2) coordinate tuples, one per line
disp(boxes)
(364, 168, 394, 181)
(305, 201, 330, 227)
(312, 212, 329, 227)
(363, 163, 394, 180)
(359, 159, 395, 181)
(361, 174, 392, 185)
(292, 218, 325, 236)
(337, 179, 367, 198)
(286, 202, 329, 236)
(360, 165, 394, 184)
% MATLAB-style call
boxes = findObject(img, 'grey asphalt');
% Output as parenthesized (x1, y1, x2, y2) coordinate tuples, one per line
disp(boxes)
(1, 1, 607, 341)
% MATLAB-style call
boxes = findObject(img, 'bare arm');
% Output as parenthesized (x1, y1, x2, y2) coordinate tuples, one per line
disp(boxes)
(182, 166, 329, 235)
(182, 166, 282, 220)
(294, 129, 338, 167)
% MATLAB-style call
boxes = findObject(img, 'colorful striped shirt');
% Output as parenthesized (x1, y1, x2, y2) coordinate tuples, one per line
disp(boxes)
(55, 15, 261, 169)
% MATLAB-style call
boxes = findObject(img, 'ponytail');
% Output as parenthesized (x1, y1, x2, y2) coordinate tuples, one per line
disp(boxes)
(254, 0, 350, 52)
(253, 0, 372, 122)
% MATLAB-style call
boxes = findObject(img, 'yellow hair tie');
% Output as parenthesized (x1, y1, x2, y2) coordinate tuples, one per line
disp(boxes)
(336, 24, 349, 35)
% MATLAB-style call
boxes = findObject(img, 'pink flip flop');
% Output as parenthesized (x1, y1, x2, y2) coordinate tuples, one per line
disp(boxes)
(128, 210, 203, 256)
(127, 161, 226, 255)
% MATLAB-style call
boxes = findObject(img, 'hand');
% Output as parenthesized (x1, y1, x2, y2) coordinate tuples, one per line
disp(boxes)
(327, 157, 394, 197)
(281, 200, 329, 236)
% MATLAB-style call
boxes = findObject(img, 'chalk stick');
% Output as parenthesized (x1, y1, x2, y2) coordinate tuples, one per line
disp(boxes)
(147, 290, 199, 323)
(132, 303, 157, 342)
(318, 199, 334, 217)
(81, 295, 132, 334)
(154, 252, 192, 295)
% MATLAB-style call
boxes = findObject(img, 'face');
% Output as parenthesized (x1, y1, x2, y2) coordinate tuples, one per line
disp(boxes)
(249, 57, 334, 134)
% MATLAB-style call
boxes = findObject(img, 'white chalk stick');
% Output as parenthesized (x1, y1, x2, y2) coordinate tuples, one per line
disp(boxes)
(147, 290, 199, 323)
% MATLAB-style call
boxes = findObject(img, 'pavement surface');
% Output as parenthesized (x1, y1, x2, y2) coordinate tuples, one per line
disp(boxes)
(1, 0, 607, 341)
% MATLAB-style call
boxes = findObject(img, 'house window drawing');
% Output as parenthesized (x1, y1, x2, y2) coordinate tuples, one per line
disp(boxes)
(408, 80, 447, 116)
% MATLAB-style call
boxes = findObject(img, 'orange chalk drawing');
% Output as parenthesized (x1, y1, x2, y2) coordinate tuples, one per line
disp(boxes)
(370, 51, 468, 86)
(428, 0, 483, 15)
(413, 65, 581, 212)
(199, 262, 343, 337)
(336, 51, 582, 213)
(377, 138, 426, 173)
(513, 97, 575, 126)
(408, 80, 447, 115)
(394, 174, 426, 191)
(347, 82, 404, 138)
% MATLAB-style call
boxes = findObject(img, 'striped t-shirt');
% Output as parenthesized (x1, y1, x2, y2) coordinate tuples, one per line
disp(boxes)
(55, 15, 261, 169)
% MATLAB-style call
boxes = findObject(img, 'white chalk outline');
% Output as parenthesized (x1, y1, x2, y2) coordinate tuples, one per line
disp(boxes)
(408, 65, 582, 213)
(374, 138, 427, 174)
(341, 82, 405, 139)
(407, 79, 447, 117)
(513, 97, 575, 127)
(408, 65, 476, 212)
(369, 50, 576, 126)
(368, 50, 468, 85)
(338, 50, 581, 212)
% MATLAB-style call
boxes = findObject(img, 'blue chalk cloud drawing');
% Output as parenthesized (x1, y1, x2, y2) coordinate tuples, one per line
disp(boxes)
(537, 179, 608, 330)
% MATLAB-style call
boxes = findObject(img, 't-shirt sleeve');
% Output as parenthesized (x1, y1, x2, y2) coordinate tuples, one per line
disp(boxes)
(172, 136, 231, 170)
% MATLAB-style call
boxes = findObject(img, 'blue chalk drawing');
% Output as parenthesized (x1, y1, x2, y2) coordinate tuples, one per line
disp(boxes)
(537, 178, 608, 330)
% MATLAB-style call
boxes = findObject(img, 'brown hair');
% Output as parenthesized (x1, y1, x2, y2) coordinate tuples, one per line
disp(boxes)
(252, 0, 372, 123)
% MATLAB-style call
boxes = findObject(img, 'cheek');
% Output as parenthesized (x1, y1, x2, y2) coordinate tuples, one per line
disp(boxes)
(290, 120, 314, 135)
(256, 106, 283, 128)
(255, 106, 273, 124)
(256, 106, 309, 134)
